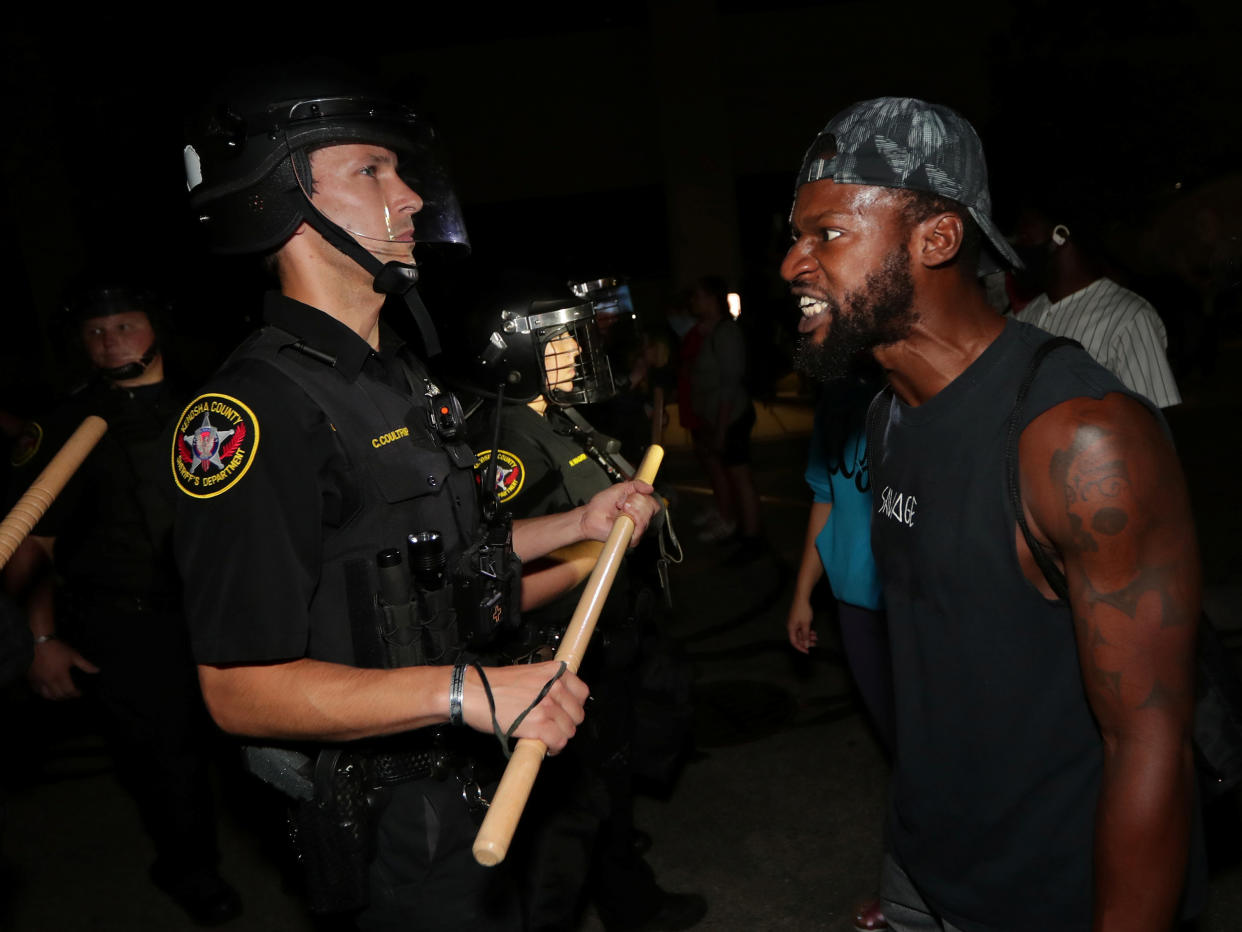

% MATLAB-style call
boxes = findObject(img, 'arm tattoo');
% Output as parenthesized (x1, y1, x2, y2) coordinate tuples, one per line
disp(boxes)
(1092, 568, 1182, 629)
(1093, 668, 1123, 702)
(1051, 428, 1182, 627)
(1051, 429, 1130, 554)
(1139, 678, 1177, 711)
(1048, 421, 1190, 711)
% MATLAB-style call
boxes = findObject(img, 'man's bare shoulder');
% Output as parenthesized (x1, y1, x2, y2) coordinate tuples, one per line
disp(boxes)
(1018, 390, 1193, 574)
(1021, 391, 1164, 455)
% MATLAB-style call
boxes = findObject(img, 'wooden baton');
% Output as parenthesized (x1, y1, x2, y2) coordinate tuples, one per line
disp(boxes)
(0, 416, 108, 571)
(472, 444, 664, 866)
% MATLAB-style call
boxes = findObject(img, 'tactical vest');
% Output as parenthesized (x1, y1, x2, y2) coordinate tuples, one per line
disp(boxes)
(231, 326, 480, 668)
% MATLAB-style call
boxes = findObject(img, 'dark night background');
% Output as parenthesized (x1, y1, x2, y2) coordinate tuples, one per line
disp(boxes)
(1, 0, 1239, 401)
(3, 4, 1242, 930)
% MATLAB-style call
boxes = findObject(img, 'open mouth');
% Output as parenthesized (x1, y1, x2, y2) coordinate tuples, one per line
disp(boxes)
(797, 295, 830, 333)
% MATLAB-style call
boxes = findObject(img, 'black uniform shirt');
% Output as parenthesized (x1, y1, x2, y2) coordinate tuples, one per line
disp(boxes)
(9, 379, 183, 597)
(469, 403, 612, 517)
(470, 402, 629, 634)
(173, 293, 473, 667)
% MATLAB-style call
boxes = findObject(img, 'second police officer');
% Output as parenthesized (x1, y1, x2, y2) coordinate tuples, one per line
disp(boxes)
(175, 66, 659, 929)
(463, 296, 704, 932)
(6, 284, 241, 925)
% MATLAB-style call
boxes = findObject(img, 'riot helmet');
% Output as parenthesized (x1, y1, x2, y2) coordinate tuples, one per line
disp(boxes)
(183, 67, 468, 354)
(477, 297, 615, 407)
(60, 283, 165, 382)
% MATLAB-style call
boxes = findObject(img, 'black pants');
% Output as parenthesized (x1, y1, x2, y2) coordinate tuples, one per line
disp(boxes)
(514, 625, 663, 931)
(361, 777, 520, 932)
(69, 603, 220, 879)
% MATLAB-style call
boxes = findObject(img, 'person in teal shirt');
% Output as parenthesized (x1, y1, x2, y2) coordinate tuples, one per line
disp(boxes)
(786, 374, 892, 748)
(786, 373, 893, 932)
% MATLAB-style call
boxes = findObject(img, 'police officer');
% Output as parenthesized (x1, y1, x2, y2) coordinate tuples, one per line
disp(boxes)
(176, 68, 658, 930)
(4, 284, 241, 925)
(465, 298, 704, 931)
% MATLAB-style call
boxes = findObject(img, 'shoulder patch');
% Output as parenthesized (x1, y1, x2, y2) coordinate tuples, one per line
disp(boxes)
(473, 448, 525, 504)
(172, 393, 260, 498)
(9, 421, 43, 468)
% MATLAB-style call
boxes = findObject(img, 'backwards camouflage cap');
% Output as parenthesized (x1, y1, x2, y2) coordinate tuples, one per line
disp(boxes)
(796, 97, 1021, 273)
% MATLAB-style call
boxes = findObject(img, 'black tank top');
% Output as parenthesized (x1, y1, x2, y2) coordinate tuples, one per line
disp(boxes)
(870, 320, 1149, 930)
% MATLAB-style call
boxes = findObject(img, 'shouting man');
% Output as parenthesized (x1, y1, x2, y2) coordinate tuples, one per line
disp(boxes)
(781, 98, 1204, 932)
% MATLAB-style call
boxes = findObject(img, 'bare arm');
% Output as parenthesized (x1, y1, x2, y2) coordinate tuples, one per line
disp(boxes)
(2, 535, 98, 699)
(511, 480, 657, 561)
(520, 541, 604, 611)
(2, 533, 54, 600)
(198, 657, 588, 753)
(787, 502, 831, 653)
(1021, 393, 1198, 932)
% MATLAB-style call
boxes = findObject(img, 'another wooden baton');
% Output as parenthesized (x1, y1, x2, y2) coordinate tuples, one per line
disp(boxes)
(0, 416, 108, 571)
(472, 444, 664, 866)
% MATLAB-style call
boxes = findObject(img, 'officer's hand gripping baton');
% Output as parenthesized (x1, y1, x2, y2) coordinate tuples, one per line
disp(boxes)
(0, 416, 108, 571)
(472, 444, 664, 867)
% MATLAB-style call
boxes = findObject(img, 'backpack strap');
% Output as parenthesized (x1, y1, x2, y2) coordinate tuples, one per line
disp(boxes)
(1005, 336, 1081, 601)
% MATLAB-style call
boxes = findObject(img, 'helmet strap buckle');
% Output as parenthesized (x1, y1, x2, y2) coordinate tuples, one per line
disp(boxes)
(373, 261, 420, 295)
(302, 202, 442, 357)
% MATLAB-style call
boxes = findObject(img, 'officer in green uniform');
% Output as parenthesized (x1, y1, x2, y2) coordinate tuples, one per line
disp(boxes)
(466, 297, 704, 932)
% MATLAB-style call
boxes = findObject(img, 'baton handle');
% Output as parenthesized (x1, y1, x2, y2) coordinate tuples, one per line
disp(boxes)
(0, 416, 108, 571)
(473, 444, 664, 867)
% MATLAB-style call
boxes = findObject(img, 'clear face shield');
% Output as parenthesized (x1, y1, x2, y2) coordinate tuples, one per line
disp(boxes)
(568, 277, 634, 338)
(502, 301, 615, 406)
(283, 96, 470, 257)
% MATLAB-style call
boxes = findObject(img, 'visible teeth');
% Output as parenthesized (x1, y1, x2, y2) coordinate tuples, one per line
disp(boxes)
(799, 295, 827, 318)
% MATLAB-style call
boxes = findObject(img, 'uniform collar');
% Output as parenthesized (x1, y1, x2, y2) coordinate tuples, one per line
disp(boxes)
(263, 292, 394, 382)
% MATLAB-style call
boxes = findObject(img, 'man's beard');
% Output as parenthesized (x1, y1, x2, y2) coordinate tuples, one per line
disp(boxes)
(793, 246, 918, 382)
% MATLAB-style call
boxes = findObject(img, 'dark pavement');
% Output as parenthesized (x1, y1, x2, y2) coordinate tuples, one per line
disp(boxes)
(2, 344, 1241, 931)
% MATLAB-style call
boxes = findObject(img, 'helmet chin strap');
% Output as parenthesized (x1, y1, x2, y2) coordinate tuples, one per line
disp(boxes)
(99, 340, 160, 382)
(300, 202, 442, 356)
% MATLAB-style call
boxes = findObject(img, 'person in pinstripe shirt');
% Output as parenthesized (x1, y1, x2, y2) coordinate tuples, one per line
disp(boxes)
(1011, 205, 1181, 408)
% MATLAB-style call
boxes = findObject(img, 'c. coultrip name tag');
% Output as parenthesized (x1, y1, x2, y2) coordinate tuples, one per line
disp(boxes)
(371, 426, 410, 448)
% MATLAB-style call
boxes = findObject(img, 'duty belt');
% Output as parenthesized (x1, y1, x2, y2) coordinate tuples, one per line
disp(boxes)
(351, 739, 495, 817)
(246, 727, 498, 800)
(371, 748, 444, 784)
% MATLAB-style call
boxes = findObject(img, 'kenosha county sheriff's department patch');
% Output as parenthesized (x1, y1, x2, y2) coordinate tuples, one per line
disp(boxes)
(473, 449, 524, 504)
(172, 393, 259, 498)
